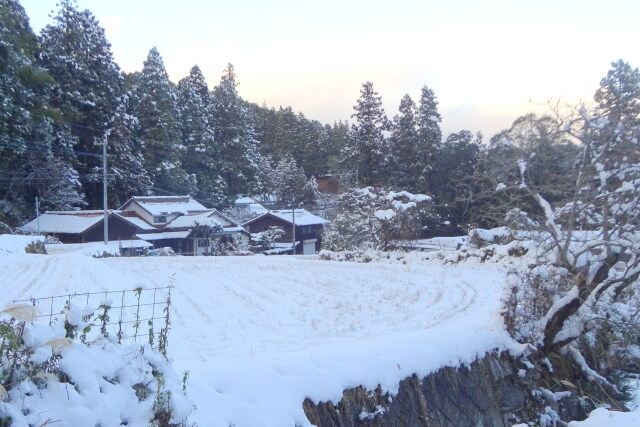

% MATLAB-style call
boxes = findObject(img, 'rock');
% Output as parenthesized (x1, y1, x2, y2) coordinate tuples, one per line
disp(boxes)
(304, 352, 528, 427)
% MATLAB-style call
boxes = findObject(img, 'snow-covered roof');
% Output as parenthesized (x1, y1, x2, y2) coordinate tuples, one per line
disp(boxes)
(136, 231, 190, 241)
(248, 204, 269, 215)
(245, 209, 329, 226)
(235, 196, 256, 205)
(218, 226, 248, 234)
(113, 213, 157, 231)
(121, 196, 208, 216)
(19, 211, 106, 234)
(167, 211, 224, 229)
(235, 197, 269, 215)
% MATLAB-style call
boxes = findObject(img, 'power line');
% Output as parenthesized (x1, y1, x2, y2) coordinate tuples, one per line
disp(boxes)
(0, 140, 105, 159)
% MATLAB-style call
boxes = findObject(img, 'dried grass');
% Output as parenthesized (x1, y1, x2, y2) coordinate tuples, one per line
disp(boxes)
(44, 338, 73, 354)
(1, 304, 39, 323)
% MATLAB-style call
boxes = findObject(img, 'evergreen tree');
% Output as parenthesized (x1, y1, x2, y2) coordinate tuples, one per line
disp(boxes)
(325, 121, 351, 176)
(270, 106, 299, 161)
(29, 156, 85, 211)
(345, 81, 389, 186)
(295, 113, 328, 175)
(416, 85, 442, 186)
(429, 130, 481, 226)
(102, 95, 153, 206)
(131, 47, 194, 195)
(177, 65, 227, 205)
(302, 176, 323, 208)
(245, 102, 275, 157)
(594, 59, 640, 125)
(0, 0, 84, 224)
(211, 63, 261, 197)
(388, 94, 419, 190)
(272, 154, 306, 207)
(253, 154, 275, 201)
(593, 59, 640, 162)
(37, 0, 122, 207)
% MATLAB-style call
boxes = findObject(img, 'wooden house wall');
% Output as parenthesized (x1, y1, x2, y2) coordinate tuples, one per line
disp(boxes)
(82, 216, 140, 243)
(246, 216, 324, 252)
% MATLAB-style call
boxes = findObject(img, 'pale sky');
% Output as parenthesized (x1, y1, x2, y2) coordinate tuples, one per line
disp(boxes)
(19, 0, 640, 139)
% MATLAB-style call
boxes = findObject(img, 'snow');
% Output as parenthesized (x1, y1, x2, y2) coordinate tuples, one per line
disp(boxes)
(19, 211, 105, 234)
(248, 209, 330, 226)
(374, 208, 396, 220)
(0, 244, 514, 426)
(220, 226, 247, 233)
(567, 408, 640, 426)
(360, 404, 387, 420)
(45, 240, 152, 256)
(136, 231, 190, 241)
(0, 234, 45, 255)
(125, 196, 207, 216)
(167, 210, 224, 229)
(473, 226, 512, 243)
(115, 213, 157, 231)
(395, 236, 467, 251)
(4, 333, 190, 427)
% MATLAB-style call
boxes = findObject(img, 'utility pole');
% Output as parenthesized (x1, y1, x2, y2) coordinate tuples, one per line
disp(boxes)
(291, 204, 296, 255)
(95, 136, 108, 245)
(35, 197, 40, 233)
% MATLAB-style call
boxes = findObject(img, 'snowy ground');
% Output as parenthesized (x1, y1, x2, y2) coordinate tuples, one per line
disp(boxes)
(0, 249, 515, 426)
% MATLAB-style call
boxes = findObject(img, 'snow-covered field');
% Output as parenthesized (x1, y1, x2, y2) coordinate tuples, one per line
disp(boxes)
(2, 238, 636, 426)
(0, 247, 515, 426)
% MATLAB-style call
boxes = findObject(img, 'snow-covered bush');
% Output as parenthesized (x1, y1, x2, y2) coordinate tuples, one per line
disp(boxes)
(249, 226, 285, 253)
(0, 305, 193, 426)
(467, 226, 514, 247)
(323, 187, 434, 251)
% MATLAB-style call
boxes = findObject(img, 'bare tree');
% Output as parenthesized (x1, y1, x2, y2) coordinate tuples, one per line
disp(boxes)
(517, 61, 640, 354)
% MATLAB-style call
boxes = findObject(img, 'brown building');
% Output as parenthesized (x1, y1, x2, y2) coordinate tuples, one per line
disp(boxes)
(243, 209, 329, 254)
(315, 175, 340, 194)
(19, 210, 149, 244)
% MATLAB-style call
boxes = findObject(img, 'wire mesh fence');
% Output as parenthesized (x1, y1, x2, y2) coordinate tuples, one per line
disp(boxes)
(13, 286, 172, 350)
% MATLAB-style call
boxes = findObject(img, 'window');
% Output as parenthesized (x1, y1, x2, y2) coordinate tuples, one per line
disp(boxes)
(153, 215, 167, 224)
(301, 225, 314, 234)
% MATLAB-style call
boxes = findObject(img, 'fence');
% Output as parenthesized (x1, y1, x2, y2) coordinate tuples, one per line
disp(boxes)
(13, 286, 172, 350)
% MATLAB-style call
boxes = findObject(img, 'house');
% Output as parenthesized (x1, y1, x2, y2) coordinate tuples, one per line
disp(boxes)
(19, 196, 249, 256)
(119, 196, 210, 227)
(243, 209, 329, 255)
(136, 209, 249, 256)
(120, 196, 249, 255)
(19, 210, 151, 243)
(18, 210, 153, 254)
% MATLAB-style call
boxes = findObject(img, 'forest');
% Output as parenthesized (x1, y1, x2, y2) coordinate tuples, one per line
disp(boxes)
(0, 0, 637, 242)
